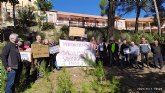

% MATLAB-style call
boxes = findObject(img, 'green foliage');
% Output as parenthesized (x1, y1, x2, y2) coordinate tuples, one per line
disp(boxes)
(99, 0, 108, 16)
(37, 32, 46, 39)
(0, 60, 6, 93)
(17, 6, 35, 27)
(60, 25, 69, 40)
(56, 68, 73, 93)
(35, 0, 53, 12)
(108, 77, 120, 93)
(81, 83, 92, 93)
(95, 61, 105, 82)
(41, 22, 54, 31)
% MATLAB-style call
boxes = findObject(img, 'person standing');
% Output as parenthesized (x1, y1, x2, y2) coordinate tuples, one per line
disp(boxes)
(139, 40, 151, 68)
(120, 39, 130, 67)
(49, 39, 60, 71)
(107, 39, 119, 66)
(32, 35, 43, 79)
(98, 39, 107, 66)
(1, 33, 21, 93)
(129, 42, 139, 68)
(151, 40, 164, 72)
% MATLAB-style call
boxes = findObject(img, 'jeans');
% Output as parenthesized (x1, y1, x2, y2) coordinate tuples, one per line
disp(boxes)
(130, 54, 138, 66)
(153, 54, 164, 69)
(5, 69, 17, 93)
(141, 53, 149, 67)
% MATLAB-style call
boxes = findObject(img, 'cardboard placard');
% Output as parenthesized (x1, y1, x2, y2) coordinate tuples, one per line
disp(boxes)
(69, 27, 85, 37)
(31, 44, 49, 58)
(20, 51, 32, 62)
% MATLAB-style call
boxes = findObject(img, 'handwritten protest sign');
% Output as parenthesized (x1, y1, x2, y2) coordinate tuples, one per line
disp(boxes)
(20, 52, 32, 62)
(69, 27, 85, 37)
(31, 44, 49, 58)
(56, 40, 95, 66)
(49, 45, 59, 54)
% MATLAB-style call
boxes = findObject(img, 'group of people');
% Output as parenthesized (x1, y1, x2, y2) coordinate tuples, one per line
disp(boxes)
(1, 33, 164, 93)
(1, 33, 60, 93)
(90, 37, 164, 71)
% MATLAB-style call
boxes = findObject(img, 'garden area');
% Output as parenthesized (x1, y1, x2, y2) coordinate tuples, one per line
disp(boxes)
(1, 26, 165, 93)
(0, 0, 165, 93)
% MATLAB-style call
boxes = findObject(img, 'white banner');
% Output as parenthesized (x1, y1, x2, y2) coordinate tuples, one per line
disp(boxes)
(56, 40, 95, 66)
(49, 45, 59, 54)
(20, 52, 32, 62)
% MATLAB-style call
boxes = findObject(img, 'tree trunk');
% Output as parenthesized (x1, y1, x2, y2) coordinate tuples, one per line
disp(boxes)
(12, 3, 16, 32)
(153, 0, 161, 36)
(135, 2, 141, 33)
(107, 1, 115, 40)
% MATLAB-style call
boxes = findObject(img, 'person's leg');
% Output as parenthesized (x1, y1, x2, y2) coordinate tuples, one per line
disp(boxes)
(134, 55, 138, 68)
(153, 54, 159, 68)
(109, 52, 113, 66)
(159, 54, 164, 70)
(5, 69, 17, 93)
(145, 53, 149, 67)
(141, 53, 145, 67)
(25, 62, 31, 81)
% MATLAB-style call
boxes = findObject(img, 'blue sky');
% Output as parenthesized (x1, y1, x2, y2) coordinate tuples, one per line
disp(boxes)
(52, 0, 164, 18)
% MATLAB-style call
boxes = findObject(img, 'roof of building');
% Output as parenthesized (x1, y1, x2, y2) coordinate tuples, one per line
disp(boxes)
(57, 11, 108, 19)
(125, 17, 153, 22)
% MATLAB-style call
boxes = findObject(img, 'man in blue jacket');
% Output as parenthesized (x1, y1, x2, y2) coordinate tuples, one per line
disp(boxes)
(1, 33, 21, 93)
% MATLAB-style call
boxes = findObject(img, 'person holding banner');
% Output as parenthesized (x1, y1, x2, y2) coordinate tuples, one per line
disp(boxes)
(120, 39, 130, 67)
(43, 39, 50, 71)
(23, 41, 32, 82)
(90, 39, 97, 57)
(49, 39, 60, 70)
(32, 35, 43, 79)
(1, 33, 21, 93)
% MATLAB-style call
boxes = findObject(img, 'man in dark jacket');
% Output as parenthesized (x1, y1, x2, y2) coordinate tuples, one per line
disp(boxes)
(151, 40, 164, 72)
(107, 40, 119, 66)
(1, 33, 21, 93)
(98, 39, 107, 66)
(120, 39, 130, 67)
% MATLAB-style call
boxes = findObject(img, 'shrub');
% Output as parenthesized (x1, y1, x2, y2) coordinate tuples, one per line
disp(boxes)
(56, 68, 73, 93)
(0, 60, 7, 93)
(42, 22, 54, 31)
(37, 32, 46, 39)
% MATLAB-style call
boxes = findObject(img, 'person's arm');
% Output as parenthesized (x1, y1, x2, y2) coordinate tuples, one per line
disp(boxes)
(1, 43, 10, 69)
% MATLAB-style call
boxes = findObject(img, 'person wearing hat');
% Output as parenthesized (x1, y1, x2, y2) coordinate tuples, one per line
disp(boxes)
(17, 38, 24, 51)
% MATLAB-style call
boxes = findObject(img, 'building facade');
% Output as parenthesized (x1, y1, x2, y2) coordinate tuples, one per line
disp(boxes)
(0, 0, 36, 27)
(0, 0, 164, 33)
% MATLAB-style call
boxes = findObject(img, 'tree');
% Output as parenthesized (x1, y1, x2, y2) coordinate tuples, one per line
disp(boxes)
(117, 0, 152, 33)
(0, 0, 19, 31)
(153, 0, 161, 36)
(100, 0, 116, 39)
(35, 0, 53, 30)
(35, 0, 53, 12)
(17, 6, 35, 28)
(147, 0, 165, 35)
